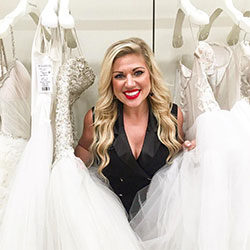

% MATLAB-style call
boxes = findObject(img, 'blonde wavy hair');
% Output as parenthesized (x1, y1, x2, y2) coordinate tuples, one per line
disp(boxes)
(91, 37, 182, 175)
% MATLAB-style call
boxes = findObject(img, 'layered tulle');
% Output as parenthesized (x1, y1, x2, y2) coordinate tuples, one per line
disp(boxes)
(131, 102, 250, 250)
(47, 151, 141, 250)
(0, 95, 53, 250)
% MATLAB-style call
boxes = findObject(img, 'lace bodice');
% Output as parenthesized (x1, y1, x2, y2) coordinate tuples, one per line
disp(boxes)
(176, 41, 247, 133)
(0, 60, 31, 139)
(179, 42, 220, 132)
(54, 57, 95, 160)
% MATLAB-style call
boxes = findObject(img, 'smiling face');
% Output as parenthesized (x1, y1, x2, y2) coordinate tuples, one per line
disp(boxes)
(112, 53, 151, 110)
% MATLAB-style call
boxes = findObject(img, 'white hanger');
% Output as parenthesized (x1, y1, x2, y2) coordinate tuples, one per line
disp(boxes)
(40, 0, 59, 28)
(58, 0, 77, 49)
(221, 0, 250, 32)
(172, 9, 185, 48)
(199, 0, 250, 42)
(0, 0, 39, 38)
(172, 0, 209, 48)
(227, 11, 250, 46)
(198, 8, 223, 41)
(179, 0, 209, 25)
(58, 0, 75, 29)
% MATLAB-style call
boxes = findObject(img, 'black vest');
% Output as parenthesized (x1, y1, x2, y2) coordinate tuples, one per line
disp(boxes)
(102, 102, 178, 213)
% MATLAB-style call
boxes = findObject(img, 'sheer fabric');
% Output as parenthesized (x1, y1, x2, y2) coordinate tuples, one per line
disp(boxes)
(131, 41, 250, 250)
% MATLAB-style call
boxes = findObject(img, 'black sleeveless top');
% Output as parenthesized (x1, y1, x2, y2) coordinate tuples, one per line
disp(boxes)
(100, 102, 178, 213)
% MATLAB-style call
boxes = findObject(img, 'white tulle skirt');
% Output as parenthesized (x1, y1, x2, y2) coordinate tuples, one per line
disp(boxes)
(47, 150, 141, 250)
(0, 95, 53, 250)
(0, 133, 27, 222)
(130, 99, 250, 250)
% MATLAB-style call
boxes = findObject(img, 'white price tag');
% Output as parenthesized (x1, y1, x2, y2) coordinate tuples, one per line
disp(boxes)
(37, 63, 53, 93)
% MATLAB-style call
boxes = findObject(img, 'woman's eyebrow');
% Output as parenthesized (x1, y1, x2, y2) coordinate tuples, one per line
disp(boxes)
(132, 66, 145, 71)
(112, 66, 145, 74)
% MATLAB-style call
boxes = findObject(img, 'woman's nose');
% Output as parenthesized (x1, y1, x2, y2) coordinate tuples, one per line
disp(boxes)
(125, 74, 136, 87)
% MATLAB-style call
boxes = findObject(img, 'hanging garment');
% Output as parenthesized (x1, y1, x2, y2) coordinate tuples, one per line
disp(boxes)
(0, 21, 62, 250)
(0, 29, 31, 223)
(174, 41, 241, 134)
(47, 28, 141, 250)
(130, 41, 250, 250)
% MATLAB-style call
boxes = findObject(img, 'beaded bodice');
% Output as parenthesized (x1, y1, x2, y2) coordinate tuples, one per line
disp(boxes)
(54, 57, 95, 160)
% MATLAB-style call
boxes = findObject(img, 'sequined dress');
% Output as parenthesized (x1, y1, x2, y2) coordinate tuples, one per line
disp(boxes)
(47, 42, 141, 249)
(130, 42, 250, 250)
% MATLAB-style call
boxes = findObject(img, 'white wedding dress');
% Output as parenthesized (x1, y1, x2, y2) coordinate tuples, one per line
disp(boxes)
(130, 42, 250, 250)
(47, 29, 141, 250)
(0, 22, 61, 250)
(0, 30, 31, 223)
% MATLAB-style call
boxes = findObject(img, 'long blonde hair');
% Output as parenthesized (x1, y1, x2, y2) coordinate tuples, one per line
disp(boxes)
(91, 37, 182, 175)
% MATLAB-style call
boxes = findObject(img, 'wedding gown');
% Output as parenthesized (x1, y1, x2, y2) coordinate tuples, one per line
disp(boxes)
(130, 41, 250, 250)
(0, 31, 31, 223)
(175, 41, 241, 133)
(47, 28, 141, 250)
(0, 22, 61, 250)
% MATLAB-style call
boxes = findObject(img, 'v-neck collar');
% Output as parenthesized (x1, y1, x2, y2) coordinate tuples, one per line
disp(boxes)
(113, 102, 160, 178)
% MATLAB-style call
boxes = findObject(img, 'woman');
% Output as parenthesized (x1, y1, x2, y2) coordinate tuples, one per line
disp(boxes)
(75, 37, 195, 214)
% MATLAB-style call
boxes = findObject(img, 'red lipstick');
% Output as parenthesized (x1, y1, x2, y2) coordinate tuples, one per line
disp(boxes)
(124, 89, 140, 100)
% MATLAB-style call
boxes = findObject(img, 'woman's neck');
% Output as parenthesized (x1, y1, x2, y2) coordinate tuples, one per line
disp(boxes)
(122, 100, 149, 120)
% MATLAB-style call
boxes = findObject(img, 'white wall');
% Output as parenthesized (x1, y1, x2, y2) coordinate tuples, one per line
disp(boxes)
(1, 0, 250, 139)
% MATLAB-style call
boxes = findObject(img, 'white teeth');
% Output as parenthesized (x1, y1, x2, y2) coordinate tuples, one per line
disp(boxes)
(125, 90, 139, 96)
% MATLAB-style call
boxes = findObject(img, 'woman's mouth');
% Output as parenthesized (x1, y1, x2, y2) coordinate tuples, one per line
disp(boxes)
(124, 89, 141, 100)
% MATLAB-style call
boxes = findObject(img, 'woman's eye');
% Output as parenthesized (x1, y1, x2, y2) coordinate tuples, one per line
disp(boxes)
(134, 70, 144, 77)
(114, 74, 124, 79)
